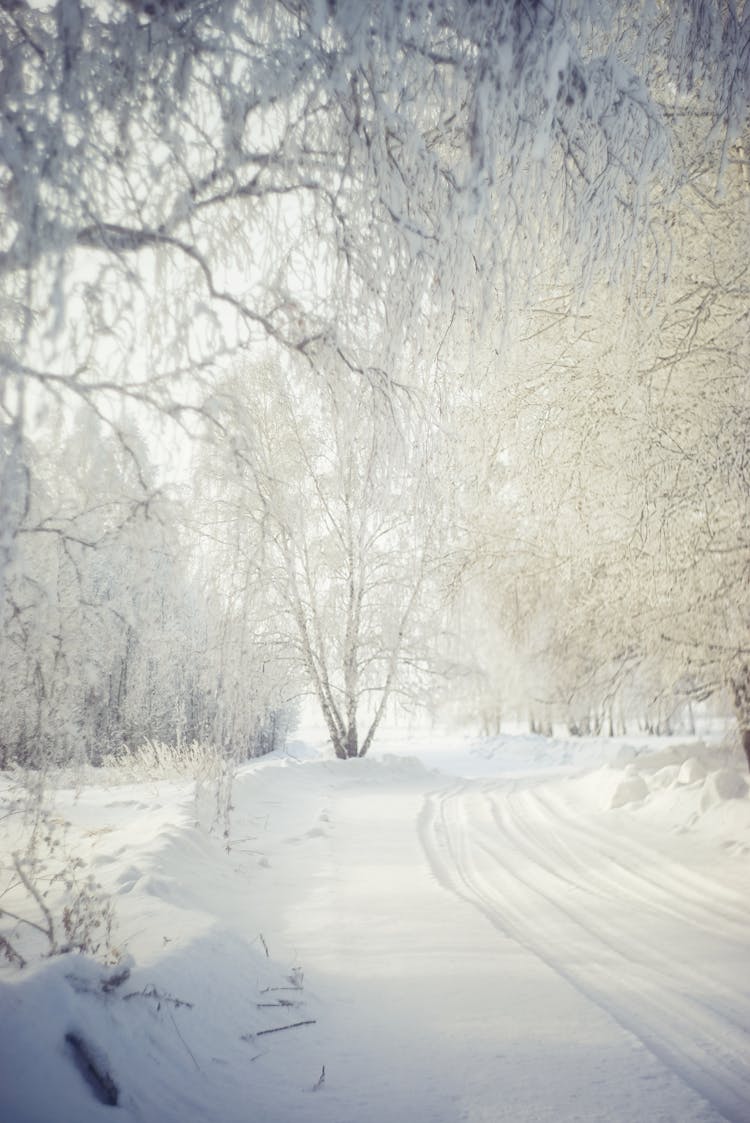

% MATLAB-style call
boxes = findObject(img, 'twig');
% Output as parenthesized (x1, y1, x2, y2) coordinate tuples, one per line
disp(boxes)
(169, 1011, 200, 1071)
(101, 967, 131, 992)
(0, 935, 26, 968)
(0, 905, 51, 940)
(123, 985, 193, 1009)
(255, 1020, 316, 1037)
(11, 854, 55, 947)
(312, 1065, 326, 1091)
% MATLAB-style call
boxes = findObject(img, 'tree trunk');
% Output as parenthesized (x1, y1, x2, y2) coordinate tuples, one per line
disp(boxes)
(731, 667, 750, 773)
(740, 727, 750, 773)
(344, 721, 359, 758)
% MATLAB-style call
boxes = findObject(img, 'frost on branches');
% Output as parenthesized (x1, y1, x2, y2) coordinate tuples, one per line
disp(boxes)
(1, 0, 747, 360)
(0, 0, 748, 768)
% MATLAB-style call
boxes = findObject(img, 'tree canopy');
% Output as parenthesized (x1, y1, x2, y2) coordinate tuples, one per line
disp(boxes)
(1, 0, 748, 764)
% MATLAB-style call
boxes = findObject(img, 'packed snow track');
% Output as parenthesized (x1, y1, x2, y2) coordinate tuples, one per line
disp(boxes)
(418, 776, 750, 1123)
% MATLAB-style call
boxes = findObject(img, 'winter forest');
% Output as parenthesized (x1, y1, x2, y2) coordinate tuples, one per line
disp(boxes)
(1, 2, 749, 1121)
(1, 0, 748, 771)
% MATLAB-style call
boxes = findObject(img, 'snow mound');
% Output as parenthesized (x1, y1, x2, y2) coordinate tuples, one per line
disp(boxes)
(378, 753, 429, 776)
(630, 746, 682, 771)
(610, 773, 649, 808)
(278, 740, 327, 762)
(676, 757, 707, 786)
(700, 769, 748, 811)
(650, 765, 680, 790)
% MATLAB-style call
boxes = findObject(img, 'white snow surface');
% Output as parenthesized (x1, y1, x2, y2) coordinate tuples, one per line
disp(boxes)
(1, 731, 749, 1123)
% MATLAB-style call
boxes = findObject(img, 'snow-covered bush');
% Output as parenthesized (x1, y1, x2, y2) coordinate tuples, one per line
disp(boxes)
(0, 794, 115, 968)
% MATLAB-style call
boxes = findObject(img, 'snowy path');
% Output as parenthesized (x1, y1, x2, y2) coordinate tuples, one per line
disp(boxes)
(2, 736, 749, 1123)
(249, 750, 749, 1123)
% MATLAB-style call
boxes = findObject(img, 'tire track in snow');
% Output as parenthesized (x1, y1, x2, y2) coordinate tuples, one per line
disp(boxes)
(418, 782, 750, 1123)
(530, 785, 748, 934)
(487, 785, 750, 1031)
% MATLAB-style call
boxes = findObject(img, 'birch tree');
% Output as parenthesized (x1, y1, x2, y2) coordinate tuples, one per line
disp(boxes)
(201, 361, 447, 758)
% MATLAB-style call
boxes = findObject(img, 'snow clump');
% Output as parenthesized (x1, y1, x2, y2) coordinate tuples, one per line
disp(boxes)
(700, 769, 748, 812)
(676, 757, 707, 786)
(610, 771, 649, 809)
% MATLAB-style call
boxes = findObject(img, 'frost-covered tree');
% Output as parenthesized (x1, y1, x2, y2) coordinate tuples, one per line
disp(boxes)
(0, 413, 164, 766)
(3, 0, 747, 548)
(631, 139, 750, 758)
(200, 361, 448, 758)
(0, 410, 292, 768)
(448, 128, 749, 755)
(9, 0, 745, 317)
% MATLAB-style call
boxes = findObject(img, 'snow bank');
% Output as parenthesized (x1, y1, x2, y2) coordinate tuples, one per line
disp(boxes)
(700, 768, 749, 808)
(571, 740, 750, 845)
(0, 770, 326, 1123)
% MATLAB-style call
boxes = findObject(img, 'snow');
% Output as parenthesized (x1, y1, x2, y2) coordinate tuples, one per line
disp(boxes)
(1, 731, 749, 1123)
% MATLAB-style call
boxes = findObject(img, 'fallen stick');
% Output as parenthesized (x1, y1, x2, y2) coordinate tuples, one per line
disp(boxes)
(254, 1020, 316, 1037)
(65, 1033, 119, 1106)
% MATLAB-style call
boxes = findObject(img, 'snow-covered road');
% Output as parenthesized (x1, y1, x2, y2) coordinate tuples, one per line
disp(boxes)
(419, 777, 750, 1123)
(234, 737, 750, 1122)
(1, 734, 749, 1123)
